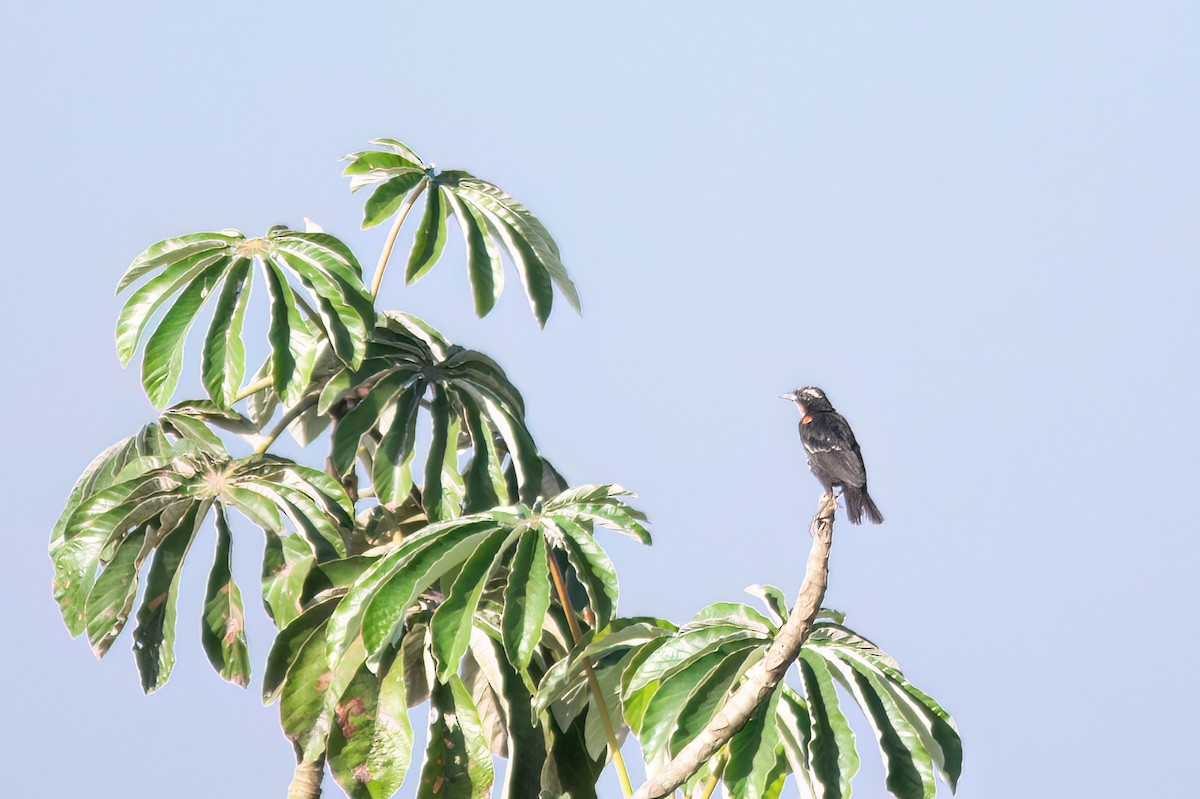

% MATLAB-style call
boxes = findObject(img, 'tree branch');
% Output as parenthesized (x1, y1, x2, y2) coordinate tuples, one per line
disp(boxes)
(286, 752, 324, 799)
(631, 492, 838, 799)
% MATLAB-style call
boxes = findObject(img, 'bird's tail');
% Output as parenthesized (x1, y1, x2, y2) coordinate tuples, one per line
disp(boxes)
(844, 485, 884, 525)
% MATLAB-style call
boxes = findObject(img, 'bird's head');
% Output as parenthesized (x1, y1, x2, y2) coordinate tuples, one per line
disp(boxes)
(780, 386, 833, 414)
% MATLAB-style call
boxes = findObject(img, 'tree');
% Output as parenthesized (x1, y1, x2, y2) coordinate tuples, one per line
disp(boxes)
(50, 137, 963, 799)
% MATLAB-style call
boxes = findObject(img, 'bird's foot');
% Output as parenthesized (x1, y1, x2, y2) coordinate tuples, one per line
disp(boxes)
(817, 491, 839, 521)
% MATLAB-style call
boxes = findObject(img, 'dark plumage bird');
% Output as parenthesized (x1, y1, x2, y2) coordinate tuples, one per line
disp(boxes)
(781, 387, 883, 525)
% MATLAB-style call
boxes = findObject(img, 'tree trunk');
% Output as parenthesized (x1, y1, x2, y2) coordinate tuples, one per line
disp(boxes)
(287, 753, 324, 799)
(632, 493, 838, 799)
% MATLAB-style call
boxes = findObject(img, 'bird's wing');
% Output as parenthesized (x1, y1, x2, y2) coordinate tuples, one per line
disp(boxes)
(799, 414, 867, 486)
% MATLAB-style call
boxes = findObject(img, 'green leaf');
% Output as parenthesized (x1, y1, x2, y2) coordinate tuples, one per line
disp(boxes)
(502, 531, 552, 671)
(277, 610, 336, 762)
(831, 655, 936, 799)
(52, 474, 182, 635)
(84, 529, 149, 657)
(371, 380, 424, 506)
(469, 633, 550, 794)
(776, 686, 815, 797)
(261, 533, 316, 628)
(264, 599, 337, 703)
(479, 207, 555, 326)
(461, 402, 505, 511)
(799, 650, 860, 799)
(367, 138, 425, 167)
(132, 502, 205, 693)
(331, 369, 414, 475)
(362, 173, 426, 228)
(201, 258, 253, 406)
(359, 525, 494, 663)
(328, 657, 414, 799)
(342, 150, 423, 176)
(406, 183, 448, 284)
(201, 504, 251, 687)
(745, 584, 790, 628)
(422, 385, 452, 521)
(50, 424, 173, 553)
(235, 480, 345, 561)
(116, 248, 230, 365)
(287, 402, 332, 447)
(262, 259, 302, 402)
(668, 647, 755, 756)
(117, 230, 238, 293)
(141, 260, 228, 407)
(620, 635, 672, 735)
(638, 648, 729, 759)
(318, 368, 353, 415)
(158, 410, 228, 457)
(889, 681, 962, 791)
(430, 529, 518, 681)
(556, 519, 619, 627)
(443, 188, 504, 316)
(456, 384, 541, 504)
(417, 676, 494, 799)
(543, 708, 604, 799)
(273, 242, 373, 367)
(244, 357, 279, 427)
(724, 689, 783, 799)
(444, 171, 580, 324)
(627, 622, 767, 696)
(224, 484, 282, 533)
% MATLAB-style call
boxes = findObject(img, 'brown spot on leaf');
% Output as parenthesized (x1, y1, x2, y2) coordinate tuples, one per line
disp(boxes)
(352, 764, 371, 783)
(223, 607, 244, 644)
(335, 696, 367, 737)
(315, 671, 333, 692)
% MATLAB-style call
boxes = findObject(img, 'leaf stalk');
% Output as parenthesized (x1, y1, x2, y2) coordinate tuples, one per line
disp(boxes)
(547, 550, 634, 798)
(369, 177, 429, 300)
(254, 394, 320, 454)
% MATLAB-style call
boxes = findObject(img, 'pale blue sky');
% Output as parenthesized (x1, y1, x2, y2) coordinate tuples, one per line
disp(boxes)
(4, 3, 1198, 797)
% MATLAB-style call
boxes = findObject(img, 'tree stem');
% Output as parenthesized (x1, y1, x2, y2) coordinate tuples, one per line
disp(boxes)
(632, 493, 839, 799)
(369, 178, 429, 300)
(696, 769, 721, 799)
(286, 752, 324, 799)
(254, 395, 319, 454)
(547, 552, 634, 798)
(233, 376, 274, 403)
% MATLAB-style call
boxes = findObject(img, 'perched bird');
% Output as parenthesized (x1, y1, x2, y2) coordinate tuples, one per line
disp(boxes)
(781, 387, 883, 525)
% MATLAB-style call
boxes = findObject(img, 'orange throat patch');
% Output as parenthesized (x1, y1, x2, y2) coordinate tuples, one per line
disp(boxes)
(801, 415, 814, 425)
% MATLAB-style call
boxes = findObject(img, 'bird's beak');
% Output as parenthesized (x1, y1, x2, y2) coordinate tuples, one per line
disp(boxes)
(779, 392, 796, 401)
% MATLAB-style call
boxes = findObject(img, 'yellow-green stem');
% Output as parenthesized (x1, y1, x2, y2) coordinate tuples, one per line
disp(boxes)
(233, 376, 274, 403)
(369, 177, 429, 300)
(254, 395, 319, 454)
(694, 755, 725, 799)
(547, 553, 634, 798)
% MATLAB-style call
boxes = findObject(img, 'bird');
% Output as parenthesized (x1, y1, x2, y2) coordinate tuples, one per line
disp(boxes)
(780, 387, 883, 524)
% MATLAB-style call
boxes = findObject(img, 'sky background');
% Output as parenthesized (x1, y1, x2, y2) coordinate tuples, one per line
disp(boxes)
(3, 2, 1198, 797)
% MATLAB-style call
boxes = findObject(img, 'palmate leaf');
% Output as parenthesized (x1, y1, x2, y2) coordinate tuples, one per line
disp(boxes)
(115, 226, 374, 408)
(51, 443, 354, 694)
(342, 138, 580, 326)
(328, 312, 543, 515)
(624, 589, 963, 799)
(324, 485, 649, 714)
